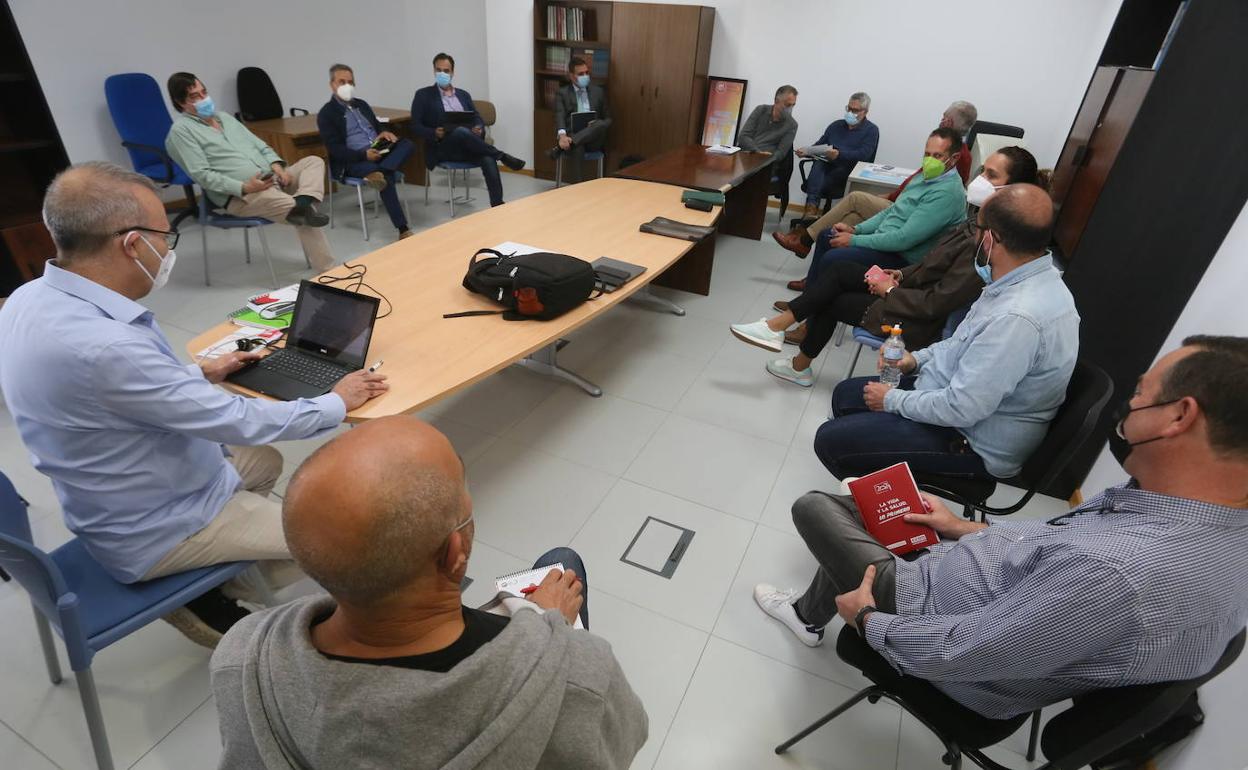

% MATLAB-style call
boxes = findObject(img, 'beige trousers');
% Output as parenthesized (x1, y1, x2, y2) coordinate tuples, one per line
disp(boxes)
(226, 155, 334, 271)
(144, 445, 304, 602)
(804, 190, 893, 239)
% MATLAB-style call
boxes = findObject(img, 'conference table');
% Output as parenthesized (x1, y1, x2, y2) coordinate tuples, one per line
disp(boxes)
(613, 145, 774, 295)
(613, 145, 775, 241)
(187, 177, 719, 420)
(244, 106, 427, 186)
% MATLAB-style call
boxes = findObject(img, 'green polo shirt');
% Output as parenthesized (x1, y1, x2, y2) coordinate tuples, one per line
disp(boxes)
(165, 112, 283, 206)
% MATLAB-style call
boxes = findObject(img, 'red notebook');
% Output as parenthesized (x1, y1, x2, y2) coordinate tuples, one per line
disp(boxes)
(847, 462, 939, 555)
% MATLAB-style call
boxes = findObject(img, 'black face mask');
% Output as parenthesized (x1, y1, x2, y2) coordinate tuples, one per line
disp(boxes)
(1107, 398, 1179, 465)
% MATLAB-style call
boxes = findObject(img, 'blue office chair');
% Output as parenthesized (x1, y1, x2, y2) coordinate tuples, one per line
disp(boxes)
(103, 74, 198, 230)
(329, 169, 410, 242)
(0, 471, 256, 770)
(554, 150, 606, 188)
(424, 161, 478, 217)
(197, 188, 298, 288)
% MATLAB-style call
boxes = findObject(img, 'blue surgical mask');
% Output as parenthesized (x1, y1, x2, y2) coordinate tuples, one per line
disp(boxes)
(844, 111, 860, 126)
(575, 74, 591, 89)
(193, 95, 216, 119)
(974, 231, 994, 285)
(435, 71, 452, 88)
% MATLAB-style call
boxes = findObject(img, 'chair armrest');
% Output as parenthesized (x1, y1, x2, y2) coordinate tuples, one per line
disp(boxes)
(121, 141, 175, 183)
(290, 107, 310, 117)
(797, 157, 815, 188)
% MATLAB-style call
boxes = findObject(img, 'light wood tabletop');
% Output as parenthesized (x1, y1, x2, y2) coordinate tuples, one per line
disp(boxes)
(188, 177, 718, 420)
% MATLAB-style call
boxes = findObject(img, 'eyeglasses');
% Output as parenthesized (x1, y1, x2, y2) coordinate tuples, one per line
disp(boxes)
(116, 227, 179, 251)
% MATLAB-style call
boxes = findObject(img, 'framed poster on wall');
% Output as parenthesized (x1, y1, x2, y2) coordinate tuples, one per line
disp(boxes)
(700, 76, 748, 147)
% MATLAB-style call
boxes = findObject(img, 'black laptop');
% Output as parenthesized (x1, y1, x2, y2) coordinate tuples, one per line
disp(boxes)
(228, 280, 380, 401)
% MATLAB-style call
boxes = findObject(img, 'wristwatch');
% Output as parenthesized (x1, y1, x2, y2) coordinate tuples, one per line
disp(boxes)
(854, 605, 877, 637)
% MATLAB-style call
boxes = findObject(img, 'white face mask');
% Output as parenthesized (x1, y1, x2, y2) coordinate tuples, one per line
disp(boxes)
(336, 83, 355, 102)
(966, 174, 1000, 207)
(132, 234, 177, 291)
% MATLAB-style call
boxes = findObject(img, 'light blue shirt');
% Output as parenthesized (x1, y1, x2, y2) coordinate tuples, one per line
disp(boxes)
(343, 103, 377, 152)
(883, 255, 1079, 477)
(0, 263, 346, 582)
(575, 85, 591, 113)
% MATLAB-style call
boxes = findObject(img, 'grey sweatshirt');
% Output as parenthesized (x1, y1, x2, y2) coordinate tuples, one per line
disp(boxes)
(210, 596, 648, 769)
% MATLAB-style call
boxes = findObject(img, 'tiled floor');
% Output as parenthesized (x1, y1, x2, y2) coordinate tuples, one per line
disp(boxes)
(0, 172, 1073, 769)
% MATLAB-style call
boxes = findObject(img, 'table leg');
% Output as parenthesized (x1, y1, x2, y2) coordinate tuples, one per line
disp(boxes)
(628, 286, 686, 316)
(718, 168, 771, 240)
(516, 339, 603, 397)
(653, 233, 716, 296)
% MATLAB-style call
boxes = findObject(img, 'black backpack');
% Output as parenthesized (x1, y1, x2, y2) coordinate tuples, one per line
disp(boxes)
(445, 248, 601, 321)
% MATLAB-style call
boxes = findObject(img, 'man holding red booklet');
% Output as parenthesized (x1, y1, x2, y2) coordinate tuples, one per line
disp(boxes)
(756, 335, 1248, 720)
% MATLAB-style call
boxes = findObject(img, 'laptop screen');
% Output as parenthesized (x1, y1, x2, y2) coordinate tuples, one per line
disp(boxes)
(285, 280, 380, 368)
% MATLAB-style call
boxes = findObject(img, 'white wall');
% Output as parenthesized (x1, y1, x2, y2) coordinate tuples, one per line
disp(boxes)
(487, 0, 1122, 201)
(10, 0, 487, 183)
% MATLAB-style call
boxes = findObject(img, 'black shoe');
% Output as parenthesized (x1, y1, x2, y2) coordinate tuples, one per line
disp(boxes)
(162, 587, 251, 649)
(287, 204, 329, 228)
(499, 153, 526, 171)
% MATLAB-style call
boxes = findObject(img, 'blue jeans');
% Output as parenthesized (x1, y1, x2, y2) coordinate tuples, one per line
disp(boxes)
(344, 138, 415, 231)
(531, 546, 589, 629)
(814, 376, 991, 480)
(434, 126, 504, 206)
(805, 227, 909, 284)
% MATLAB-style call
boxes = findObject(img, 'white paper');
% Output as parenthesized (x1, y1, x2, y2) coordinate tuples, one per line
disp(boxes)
(489, 241, 548, 256)
(857, 164, 915, 183)
(705, 144, 741, 155)
(494, 563, 585, 629)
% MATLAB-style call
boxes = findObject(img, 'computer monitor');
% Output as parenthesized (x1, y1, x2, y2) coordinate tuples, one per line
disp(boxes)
(285, 280, 380, 369)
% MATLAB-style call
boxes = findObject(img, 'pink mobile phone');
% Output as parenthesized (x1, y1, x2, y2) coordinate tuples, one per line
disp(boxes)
(864, 264, 886, 282)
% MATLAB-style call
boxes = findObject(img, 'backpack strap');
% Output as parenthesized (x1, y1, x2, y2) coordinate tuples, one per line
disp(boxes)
(443, 309, 506, 319)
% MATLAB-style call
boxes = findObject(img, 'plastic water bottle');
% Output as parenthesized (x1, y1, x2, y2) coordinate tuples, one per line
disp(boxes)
(880, 324, 906, 387)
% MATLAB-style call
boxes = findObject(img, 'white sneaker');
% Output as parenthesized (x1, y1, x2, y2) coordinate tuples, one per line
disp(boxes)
(753, 583, 825, 647)
(766, 358, 814, 387)
(730, 319, 784, 352)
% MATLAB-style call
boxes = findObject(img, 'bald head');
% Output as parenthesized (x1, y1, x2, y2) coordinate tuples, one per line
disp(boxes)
(43, 162, 160, 260)
(979, 183, 1055, 257)
(284, 416, 469, 606)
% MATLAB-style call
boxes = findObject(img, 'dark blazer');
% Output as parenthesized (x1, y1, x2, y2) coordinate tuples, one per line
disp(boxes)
(859, 222, 983, 350)
(553, 83, 611, 135)
(316, 97, 382, 179)
(411, 85, 485, 168)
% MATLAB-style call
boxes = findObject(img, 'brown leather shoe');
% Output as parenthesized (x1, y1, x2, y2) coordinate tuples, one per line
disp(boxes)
(773, 300, 790, 312)
(364, 171, 388, 191)
(786, 278, 806, 292)
(772, 229, 811, 258)
(784, 322, 807, 346)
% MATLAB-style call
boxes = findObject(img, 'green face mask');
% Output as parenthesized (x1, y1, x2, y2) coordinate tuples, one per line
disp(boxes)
(921, 155, 947, 180)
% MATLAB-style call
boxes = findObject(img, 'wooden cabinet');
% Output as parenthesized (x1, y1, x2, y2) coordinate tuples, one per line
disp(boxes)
(532, 1, 713, 179)
(0, 0, 69, 295)
(1050, 66, 1153, 257)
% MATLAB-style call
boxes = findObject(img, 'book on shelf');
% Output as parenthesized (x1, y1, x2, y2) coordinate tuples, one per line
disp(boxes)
(545, 5, 589, 41)
(542, 79, 560, 109)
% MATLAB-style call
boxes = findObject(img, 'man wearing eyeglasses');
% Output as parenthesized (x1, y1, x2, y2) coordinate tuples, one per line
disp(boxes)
(793, 92, 879, 221)
(0, 163, 389, 648)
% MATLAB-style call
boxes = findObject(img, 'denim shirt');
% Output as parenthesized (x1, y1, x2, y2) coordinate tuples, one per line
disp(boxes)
(343, 103, 377, 151)
(883, 255, 1080, 477)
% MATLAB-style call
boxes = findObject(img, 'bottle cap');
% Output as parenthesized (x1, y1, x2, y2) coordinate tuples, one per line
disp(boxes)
(890, 324, 902, 336)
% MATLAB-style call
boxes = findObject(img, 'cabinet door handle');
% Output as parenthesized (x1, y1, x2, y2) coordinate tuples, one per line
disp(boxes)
(654, 85, 660, 99)
(640, 84, 645, 98)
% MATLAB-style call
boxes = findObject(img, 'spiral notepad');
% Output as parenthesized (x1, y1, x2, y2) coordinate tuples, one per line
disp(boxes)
(495, 564, 584, 629)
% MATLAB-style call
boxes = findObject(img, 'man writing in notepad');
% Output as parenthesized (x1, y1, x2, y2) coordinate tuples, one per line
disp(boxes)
(755, 335, 1248, 720)
(0, 163, 389, 649)
(211, 416, 647, 768)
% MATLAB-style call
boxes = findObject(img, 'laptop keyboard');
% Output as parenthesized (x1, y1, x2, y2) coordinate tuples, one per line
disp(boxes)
(258, 351, 350, 389)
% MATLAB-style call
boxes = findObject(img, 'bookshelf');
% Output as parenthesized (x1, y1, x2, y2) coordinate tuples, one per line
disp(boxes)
(0, 0, 69, 295)
(533, 1, 613, 179)
(531, 1, 714, 181)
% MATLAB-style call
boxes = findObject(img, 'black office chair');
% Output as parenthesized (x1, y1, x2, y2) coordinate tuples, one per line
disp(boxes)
(795, 157, 837, 216)
(914, 360, 1115, 521)
(236, 67, 309, 122)
(966, 120, 1025, 151)
(769, 151, 794, 221)
(777, 625, 1245, 770)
